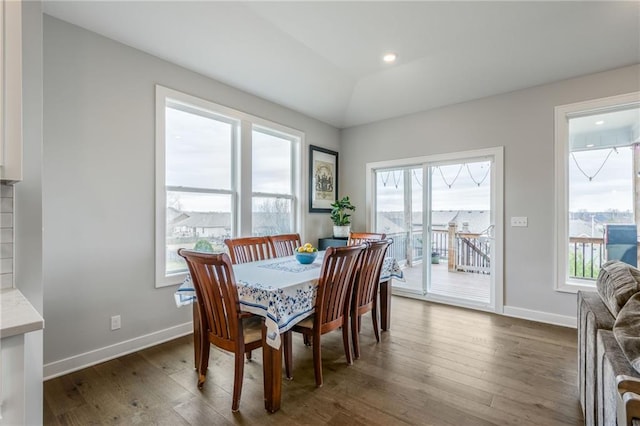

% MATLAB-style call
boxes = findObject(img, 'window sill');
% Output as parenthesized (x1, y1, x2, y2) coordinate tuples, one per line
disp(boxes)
(555, 280, 597, 294)
(156, 272, 187, 289)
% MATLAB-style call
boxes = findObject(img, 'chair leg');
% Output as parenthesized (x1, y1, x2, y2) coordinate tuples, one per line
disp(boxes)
(303, 334, 311, 346)
(283, 331, 293, 380)
(231, 351, 245, 412)
(342, 321, 352, 365)
(245, 351, 252, 361)
(351, 309, 360, 360)
(198, 342, 210, 389)
(313, 333, 323, 387)
(193, 304, 201, 370)
(372, 304, 380, 343)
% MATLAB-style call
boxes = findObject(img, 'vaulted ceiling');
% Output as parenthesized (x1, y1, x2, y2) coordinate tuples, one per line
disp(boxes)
(43, 1, 640, 129)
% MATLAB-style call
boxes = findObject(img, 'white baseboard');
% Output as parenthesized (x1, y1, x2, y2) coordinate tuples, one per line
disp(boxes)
(503, 305, 576, 328)
(43, 322, 193, 380)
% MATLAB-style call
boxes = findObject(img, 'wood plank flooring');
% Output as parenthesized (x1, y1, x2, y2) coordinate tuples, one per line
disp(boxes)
(44, 296, 583, 425)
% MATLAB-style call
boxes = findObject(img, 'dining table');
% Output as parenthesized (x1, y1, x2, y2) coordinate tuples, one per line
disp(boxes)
(175, 251, 403, 413)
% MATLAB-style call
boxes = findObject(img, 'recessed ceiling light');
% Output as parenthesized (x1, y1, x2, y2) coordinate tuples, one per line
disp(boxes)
(383, 53, 397, 63)
(595, 120, 604, 125)
(586, 144, 595, 148)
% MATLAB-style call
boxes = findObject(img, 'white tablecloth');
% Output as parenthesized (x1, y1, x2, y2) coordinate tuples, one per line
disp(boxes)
(175, 252, 404, 349)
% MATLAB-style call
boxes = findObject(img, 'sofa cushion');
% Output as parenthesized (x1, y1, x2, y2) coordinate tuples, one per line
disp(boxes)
(597, 260, 640, 317)
(614, 292, 640, 374)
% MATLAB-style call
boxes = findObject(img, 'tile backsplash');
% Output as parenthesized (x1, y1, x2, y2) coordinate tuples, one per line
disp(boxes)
(0, 184, 13, 289)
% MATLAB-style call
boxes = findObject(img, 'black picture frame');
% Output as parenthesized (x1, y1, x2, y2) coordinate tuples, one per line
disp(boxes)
(309, 145, 338, 213)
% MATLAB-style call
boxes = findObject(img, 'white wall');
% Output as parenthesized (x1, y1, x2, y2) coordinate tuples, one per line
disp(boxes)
(42, 16, 339, 373)
(340, 64, 640, 322)
(14, 0, 44, 423)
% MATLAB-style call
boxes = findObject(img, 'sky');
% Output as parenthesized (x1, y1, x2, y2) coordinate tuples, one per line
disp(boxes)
(569, 146, 632, 212)
(376, 161, 492, 212)
(166, 105, 636, 215)
(166, 106, 292, 212)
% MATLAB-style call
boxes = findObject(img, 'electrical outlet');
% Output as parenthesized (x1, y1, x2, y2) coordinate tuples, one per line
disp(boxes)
(511, 217, 528, 227)
(111, 315, 121, 330)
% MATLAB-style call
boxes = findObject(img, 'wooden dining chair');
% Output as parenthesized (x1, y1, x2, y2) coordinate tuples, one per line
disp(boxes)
(347, 231, 387, 246)
(224, 236, 273, 264)
(283, 244, 366, 387)
(268, 233, 301, 258)
(351, 239, 392, 359)
(177, 249, 264, 412)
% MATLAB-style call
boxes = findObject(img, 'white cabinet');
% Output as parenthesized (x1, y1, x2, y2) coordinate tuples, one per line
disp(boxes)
(1, 0, 22, 183)
(0, 289, 44, 425)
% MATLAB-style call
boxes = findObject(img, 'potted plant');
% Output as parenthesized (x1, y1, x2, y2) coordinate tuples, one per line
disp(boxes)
(431, 241, 440, 264)
(330, 196, 356, 238)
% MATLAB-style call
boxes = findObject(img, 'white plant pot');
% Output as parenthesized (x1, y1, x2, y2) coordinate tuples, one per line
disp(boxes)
(333, 225, 351, 238)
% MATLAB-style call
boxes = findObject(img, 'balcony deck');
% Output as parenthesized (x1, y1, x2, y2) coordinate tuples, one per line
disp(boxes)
(395, 261, 491, 304)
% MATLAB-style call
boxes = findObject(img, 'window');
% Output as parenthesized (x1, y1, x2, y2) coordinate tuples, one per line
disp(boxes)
(251, 127, 297, 236)
(156, 86, 302, 287)
(555, 92, 640, 292)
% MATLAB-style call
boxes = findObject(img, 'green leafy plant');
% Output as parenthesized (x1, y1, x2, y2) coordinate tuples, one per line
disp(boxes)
(330, 196, 356, 226)
(194, 239, 214, 253)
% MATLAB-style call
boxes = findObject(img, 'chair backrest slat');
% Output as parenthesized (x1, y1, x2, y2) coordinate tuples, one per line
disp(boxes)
(348, 232, 386, 246)
(315, 245, 365, 329)
(354, 240, 392, 310)
(178, 250, 241, 345)
(268, 233, 301, 258)
(224, 236, 273, 264)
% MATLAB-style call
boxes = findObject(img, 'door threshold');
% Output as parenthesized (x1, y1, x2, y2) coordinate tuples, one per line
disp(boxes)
(392, 289, 496, 313)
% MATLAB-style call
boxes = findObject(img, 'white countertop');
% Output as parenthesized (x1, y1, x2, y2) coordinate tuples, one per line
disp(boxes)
(0, 288, 44, 338)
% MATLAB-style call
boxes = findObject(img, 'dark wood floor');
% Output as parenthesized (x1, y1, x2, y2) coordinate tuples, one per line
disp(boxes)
(44, 296, 583, 425)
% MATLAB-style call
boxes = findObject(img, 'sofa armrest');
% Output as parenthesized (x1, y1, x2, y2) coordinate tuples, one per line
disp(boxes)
(618, 375, 640, 425)
(618, 391, 640, 426)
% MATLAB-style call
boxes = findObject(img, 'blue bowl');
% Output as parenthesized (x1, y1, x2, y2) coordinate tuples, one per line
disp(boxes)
(295, 251, 318, 264)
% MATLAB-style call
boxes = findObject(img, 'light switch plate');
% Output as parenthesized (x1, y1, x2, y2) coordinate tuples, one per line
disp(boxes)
(511, 217, 528, 227)
(111, 315, 121, 330)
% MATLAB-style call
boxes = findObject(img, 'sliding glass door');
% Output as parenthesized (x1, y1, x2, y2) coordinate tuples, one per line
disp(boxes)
(369, 148, 501, 311)
(374, 167, 424, 294)
(428, 160, 492, 305)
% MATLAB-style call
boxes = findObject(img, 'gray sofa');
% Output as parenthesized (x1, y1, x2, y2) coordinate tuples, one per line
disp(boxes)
(578, 260, 640, 426)
(579, 291, 616, 425)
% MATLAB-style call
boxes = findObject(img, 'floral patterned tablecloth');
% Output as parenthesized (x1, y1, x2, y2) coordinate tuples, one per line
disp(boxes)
(175, 252, 403, 349)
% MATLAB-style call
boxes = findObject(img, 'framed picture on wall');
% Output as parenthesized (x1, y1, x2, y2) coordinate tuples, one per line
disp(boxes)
(309, 145, 338, 212)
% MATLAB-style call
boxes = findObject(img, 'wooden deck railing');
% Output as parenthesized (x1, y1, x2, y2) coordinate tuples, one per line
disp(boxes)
(569, 236, 604, 280)
(386, 230, 633, 280)
(386, 223, 491, 274)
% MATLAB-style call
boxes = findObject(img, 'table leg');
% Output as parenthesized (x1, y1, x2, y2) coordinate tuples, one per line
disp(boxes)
(262, 326, 282, 413)
(379, 280, 391, 331)
(193, 303, 201, 369)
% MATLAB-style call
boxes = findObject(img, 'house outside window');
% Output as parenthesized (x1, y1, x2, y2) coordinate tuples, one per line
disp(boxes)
(156, 86, 302, 287)
(555, 92, 640, 292)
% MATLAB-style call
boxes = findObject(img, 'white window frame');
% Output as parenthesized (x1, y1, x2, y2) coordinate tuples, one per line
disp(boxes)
(250, 124, 301, 236)
(554, 91, 640, 293)
(155, 85, 303, 287)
